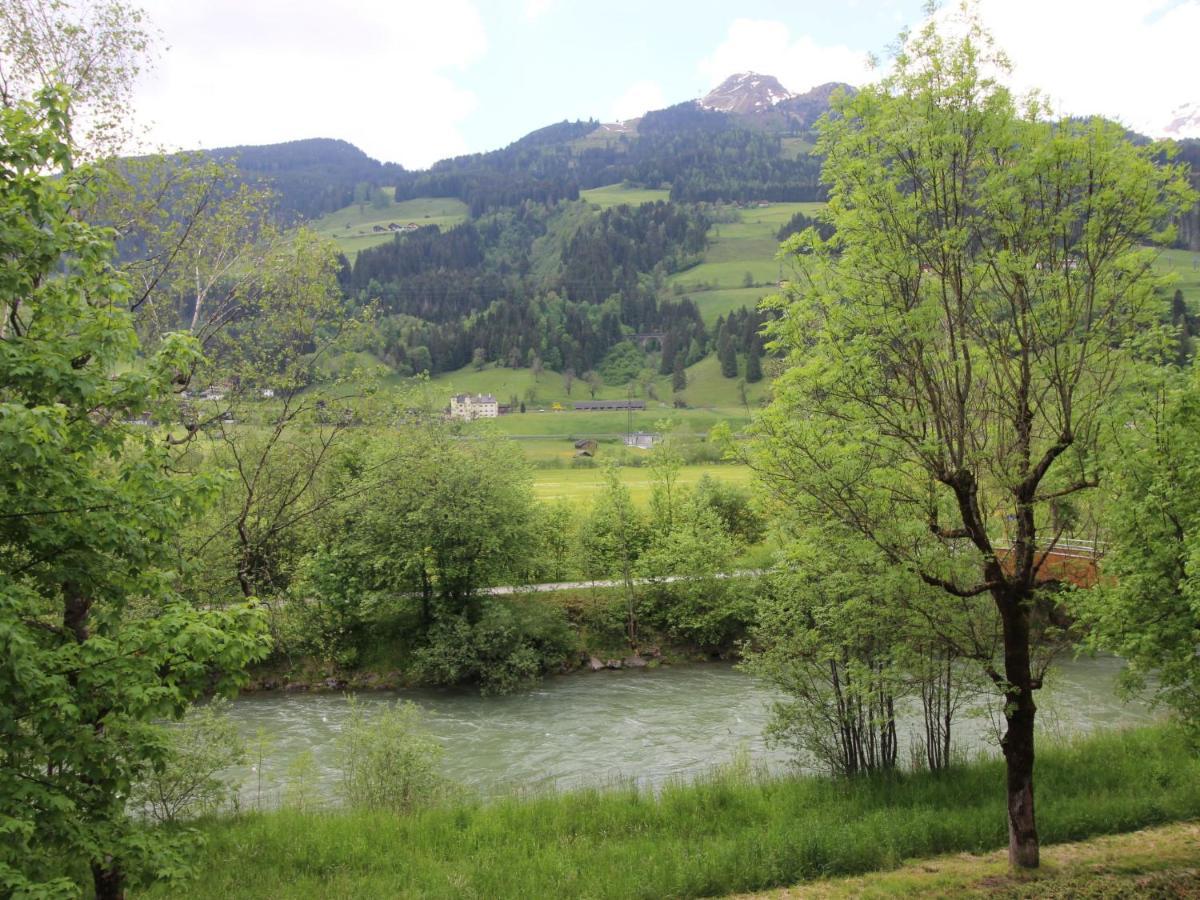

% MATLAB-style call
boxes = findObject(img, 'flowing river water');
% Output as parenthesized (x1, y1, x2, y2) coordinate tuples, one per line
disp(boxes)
(221, 656, 1157, 808)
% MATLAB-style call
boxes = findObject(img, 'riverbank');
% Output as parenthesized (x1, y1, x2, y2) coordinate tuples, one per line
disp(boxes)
(736, 820, 1200, 898)
(136, 725, 1200, 899)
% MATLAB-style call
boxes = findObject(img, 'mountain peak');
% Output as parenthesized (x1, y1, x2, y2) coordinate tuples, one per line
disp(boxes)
(701, 72, 796, 115)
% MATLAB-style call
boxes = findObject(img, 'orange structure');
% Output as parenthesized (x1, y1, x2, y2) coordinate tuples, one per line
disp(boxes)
(996, 540, 1102, 589)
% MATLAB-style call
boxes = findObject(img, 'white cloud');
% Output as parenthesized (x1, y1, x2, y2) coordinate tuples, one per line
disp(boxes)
(523, 0, 555, 21)
(608, 80, 667, 122)
(698, 19, 875, 96)
(923, 0, 1200, 136)
(132, 0, 487, 168)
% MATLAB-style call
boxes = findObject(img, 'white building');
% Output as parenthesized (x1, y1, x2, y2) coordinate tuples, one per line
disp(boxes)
(449, 393, 499, 420)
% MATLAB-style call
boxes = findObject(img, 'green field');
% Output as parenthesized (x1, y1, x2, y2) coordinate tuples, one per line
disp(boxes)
(1155, 246, 1200, 305)
(580, 182, 671, 209)
(310, 194, 469, 258)
(669, 201, 825, 292)
(464, 407, 751, 437)
(532, 463, 752, 505)
(430, 354, 769, 421)
(681, 286, 774, 324)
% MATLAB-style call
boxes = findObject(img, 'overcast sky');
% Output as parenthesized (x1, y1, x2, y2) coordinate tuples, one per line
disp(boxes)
(131, 0, 1200, 170)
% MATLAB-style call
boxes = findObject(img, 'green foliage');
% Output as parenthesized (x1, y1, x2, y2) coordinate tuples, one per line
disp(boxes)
(335, 698, 454, 811)
(1080, 364, 1200, 731)
(691, 475, 766, 546)
(0, 90, 268, 897)
(131, 700, 246, 824)
(411, 599, 576, 696)
(598, 341, 645, 386)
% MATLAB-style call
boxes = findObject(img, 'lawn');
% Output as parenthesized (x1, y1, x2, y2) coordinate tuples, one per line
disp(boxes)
(531, 463, 753, 505)
(580, 182, 671, 209)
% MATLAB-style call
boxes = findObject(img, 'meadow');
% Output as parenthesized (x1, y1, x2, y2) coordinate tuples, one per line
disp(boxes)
(668, 201, 825, 292)
(578, 182, 670, 209)
(531, 462, 753, 505)
(310, 193, 469, 258)
(137, 726, 1200, 900)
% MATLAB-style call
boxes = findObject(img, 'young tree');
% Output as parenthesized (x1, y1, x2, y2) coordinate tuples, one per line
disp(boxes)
(752, 18, 1191, 868)
(0, 90, 266, 899)
(581, 467, 648, 649)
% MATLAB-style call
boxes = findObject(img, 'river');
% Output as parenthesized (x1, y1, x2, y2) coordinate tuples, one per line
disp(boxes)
(221, 655, 1157, 808)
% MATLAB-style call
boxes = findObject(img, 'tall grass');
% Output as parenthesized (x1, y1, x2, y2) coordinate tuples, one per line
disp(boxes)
(138, 726, 1200, 899)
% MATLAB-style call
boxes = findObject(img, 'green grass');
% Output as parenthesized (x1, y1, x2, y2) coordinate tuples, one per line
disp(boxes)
(580, 182, 671, 209)
(682, 286, 775, 324)
(753, 821, 1200, 898)
(426, 358, 768, 435)
(532, 463, 753, 505)
(137, 726, 1200, 899)
(669, 202, 825, 292)
(309, 195, 469, 258)
(1155, 246, 1200, 306)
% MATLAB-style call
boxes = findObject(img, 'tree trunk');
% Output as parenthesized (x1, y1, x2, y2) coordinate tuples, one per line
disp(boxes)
(998, 594, 1039, 869)
(92, 858, 125, 900)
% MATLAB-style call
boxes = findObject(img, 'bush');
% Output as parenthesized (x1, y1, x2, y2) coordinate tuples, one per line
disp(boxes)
(335, 699, 454, 812)
(412, 599, 577, 695)
(131, 700, 246, 824)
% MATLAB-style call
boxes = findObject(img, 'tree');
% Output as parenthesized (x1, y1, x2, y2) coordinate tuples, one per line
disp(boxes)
(719, 337, 738, 379)
(0, 90, 266, 899)
(672, 355, 687, 392)
(1079, 363, 1200, 732)
(0, 0, 153, 156)
(584, 369, 602, 399)
(752, 18, 1191, 868)
(562, 367, 575, 396)
(581, 467, 647, 649)
(744, 344, 763, 384)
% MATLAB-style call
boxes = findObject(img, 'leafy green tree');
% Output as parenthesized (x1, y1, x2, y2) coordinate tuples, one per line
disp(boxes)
(581, 466, 648, 649)
(0, 90, 266, 899)
(1080, 364, 1200, 731)
(753, 18, 1191, 868)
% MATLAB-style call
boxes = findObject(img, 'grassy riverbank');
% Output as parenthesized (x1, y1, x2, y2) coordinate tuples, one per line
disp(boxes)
(739, 820, 1200, 898)
(139, 726, 1200, 899)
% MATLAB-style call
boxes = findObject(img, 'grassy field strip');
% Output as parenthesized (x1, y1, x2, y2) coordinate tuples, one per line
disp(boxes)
(580, 183, 671, 209)
(532, 463, 753, 505)
(735, 821, 1200, 898)
(136, 727, 1200, 899)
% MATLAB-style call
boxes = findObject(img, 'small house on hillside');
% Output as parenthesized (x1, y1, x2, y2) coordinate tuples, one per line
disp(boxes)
(449, 393, 499, 420)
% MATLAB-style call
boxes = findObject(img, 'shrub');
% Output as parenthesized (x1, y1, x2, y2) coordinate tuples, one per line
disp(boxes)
(412, 599, 577, 695)
(335, 699, 453, 812)
(131, 700, 246, 824)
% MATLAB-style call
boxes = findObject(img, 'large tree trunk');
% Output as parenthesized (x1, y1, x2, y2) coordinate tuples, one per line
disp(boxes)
(92, 858, 125, 900)
(997, 594, 1039, 869)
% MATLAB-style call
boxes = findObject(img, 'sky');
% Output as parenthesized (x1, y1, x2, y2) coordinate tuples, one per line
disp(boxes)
(131, 0, 1200, 170)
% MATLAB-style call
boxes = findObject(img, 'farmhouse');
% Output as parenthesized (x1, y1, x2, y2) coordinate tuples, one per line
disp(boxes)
(449, 393, 499, 420)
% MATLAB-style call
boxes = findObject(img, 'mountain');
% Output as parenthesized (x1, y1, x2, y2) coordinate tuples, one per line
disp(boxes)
(701, 72, 796, 115)
(208, 137, 405, 221)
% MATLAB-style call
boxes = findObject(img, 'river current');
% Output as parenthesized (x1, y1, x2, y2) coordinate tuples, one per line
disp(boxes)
(218, 655, 1156, 807)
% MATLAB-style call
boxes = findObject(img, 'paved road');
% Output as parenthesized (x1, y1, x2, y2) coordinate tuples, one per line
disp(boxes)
(484, 569, 765, 595)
